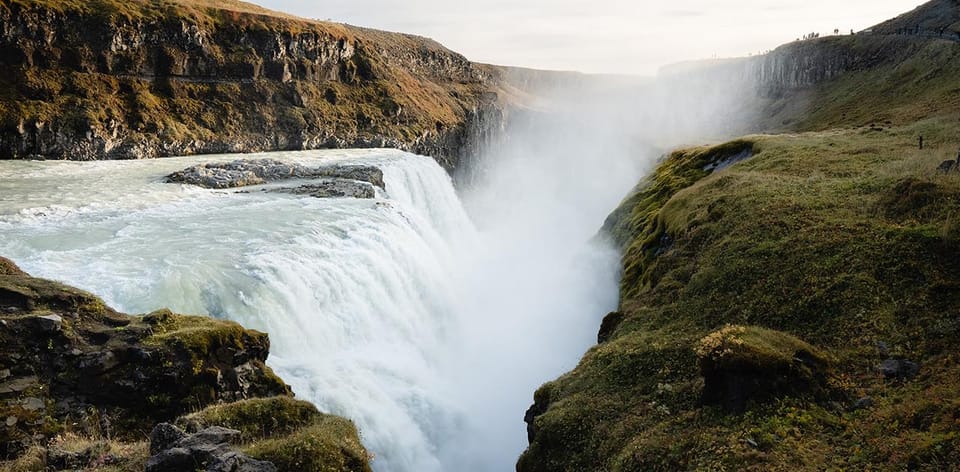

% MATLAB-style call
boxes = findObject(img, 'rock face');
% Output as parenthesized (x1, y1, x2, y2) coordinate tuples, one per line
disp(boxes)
(0, 0, 510, 171)
(146, 423, 277, 472)
(165, 159, 385, 191)
(269, 181, 376, 199)
(0, 256, 289, 459)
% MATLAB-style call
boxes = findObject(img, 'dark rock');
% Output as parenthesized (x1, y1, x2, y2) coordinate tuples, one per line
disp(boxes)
(47, 447, 95, 470)
(150, 423, 188, 455)
(22, 397, 44, 411)
(879, 359, 919, 380)
(166, 159, 303, 189)
(183, 426, 242, 447)
(696, 326, 835, 413)
(33, 314, 63, 333)
(852, 396, 875, 411)
(269, 180, 377, 199)
(147, 423, 276, 472)
(0, 376, 39, 394)
(523, 387, 552, 444)
(937, 160, 957, 173)
(212, 451, 279, 472)
(597, 311, 624, 343)
(316, 165, 386, 189)
(166, 159, 385, 194)
(146, 447, 195, 472)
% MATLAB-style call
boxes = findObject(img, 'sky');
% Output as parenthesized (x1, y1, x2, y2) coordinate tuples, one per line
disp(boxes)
(258, 0, 926, 75)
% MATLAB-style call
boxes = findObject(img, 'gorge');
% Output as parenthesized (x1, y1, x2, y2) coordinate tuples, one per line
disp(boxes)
(3, 0, 960, 471)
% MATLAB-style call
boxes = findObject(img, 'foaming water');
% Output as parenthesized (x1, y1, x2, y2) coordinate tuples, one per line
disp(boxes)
(0, 148, 620, 471)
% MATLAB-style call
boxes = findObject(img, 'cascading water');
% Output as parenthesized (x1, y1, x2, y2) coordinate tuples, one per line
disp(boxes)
(0, 146, 627, 471)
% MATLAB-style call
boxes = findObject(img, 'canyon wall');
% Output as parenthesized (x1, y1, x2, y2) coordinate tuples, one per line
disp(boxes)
(0, 0, 511, 171)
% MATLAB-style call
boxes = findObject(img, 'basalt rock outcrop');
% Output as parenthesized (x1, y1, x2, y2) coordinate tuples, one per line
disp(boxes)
(146, 423, 277, 472)
(0, 0, 511, 171)
(0, 257, 371, 471)
(0, 257, 291, 459)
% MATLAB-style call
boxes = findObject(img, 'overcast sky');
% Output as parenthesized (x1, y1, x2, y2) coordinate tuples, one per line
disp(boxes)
(258, 0, 924, 75)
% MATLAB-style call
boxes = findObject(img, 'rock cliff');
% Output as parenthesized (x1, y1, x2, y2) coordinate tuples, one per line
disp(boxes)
(0, 0, 510, 171)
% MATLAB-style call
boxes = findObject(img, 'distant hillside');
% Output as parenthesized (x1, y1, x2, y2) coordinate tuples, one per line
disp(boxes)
(0, 0, 511, 169)
(871, 0, 960, 35)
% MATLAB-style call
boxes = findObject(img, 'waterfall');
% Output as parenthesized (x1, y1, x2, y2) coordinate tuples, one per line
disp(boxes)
(0, 147, 622, 471)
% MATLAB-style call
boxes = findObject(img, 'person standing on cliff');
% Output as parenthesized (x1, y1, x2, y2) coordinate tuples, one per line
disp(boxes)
(919, 135, 923, 150)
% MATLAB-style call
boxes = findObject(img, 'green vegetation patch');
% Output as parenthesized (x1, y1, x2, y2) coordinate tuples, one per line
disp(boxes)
(243, 416, 372, 472)
(520, 121, 960, 471)
(177, 396, 322, 441)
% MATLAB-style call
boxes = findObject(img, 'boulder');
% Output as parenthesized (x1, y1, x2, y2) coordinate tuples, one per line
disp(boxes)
(33, 314, 63, 332)
(695, 325, 835, 412)
(879, 358, 920, 380)
(165, 159, 385, 191)
(146, 423, 277, 472)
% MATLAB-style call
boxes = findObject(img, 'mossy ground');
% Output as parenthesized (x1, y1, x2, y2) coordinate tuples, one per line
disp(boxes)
(520, 114, 960, 470)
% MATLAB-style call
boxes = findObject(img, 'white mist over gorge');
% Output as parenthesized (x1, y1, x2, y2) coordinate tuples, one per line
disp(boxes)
(0, 57, 761, 470)
(0, 145, 623, 471)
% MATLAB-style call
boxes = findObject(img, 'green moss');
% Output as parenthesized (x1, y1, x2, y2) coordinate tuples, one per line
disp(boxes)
(695, 325, 830, 372)
(178, 397, 321, 441)
(243, 416, 372, 472)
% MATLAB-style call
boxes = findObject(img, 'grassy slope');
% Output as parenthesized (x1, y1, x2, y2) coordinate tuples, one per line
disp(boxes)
(519, 30, 960, 472)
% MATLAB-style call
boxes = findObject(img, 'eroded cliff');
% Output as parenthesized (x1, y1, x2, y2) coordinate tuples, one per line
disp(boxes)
(0, 0, 509, 170)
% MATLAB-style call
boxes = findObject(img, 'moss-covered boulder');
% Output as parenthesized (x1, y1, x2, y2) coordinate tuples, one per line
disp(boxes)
(172, 397, 371, 471)
(696, 326, 835, 412)
(0, 257, 289, 459)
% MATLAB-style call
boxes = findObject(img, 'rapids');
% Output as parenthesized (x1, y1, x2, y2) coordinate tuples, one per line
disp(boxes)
(0, 148, 620, 471)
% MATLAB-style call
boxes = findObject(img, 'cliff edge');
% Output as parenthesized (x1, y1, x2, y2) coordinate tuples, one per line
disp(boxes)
(519, 2, 960, 470)
(0, 0, 509, 170)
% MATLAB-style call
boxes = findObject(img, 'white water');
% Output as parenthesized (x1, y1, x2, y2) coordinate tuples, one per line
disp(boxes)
(0, 148, 621, 471)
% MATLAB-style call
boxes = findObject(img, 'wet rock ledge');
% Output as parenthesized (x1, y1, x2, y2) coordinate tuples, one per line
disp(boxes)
(0, 257, 371, 471)
(166, 159, 385, 199)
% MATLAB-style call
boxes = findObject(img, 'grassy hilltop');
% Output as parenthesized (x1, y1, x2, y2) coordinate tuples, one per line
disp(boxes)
(519, 2, 960, 470)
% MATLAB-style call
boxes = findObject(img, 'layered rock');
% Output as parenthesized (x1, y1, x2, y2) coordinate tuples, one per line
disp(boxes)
(0, 257, 291, 459)
(0, 0, 511, 171)
(0, 257, 372, 471)
(165, 159, 384, 190)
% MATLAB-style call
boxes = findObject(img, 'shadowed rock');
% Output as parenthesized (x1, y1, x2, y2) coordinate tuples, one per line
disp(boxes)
(879, 358, 920, 380)
(696, 325, 836, 413)
(268, 180, 377, 199)
(0, 256, 290, 459)
(147, 423, 276, 472)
